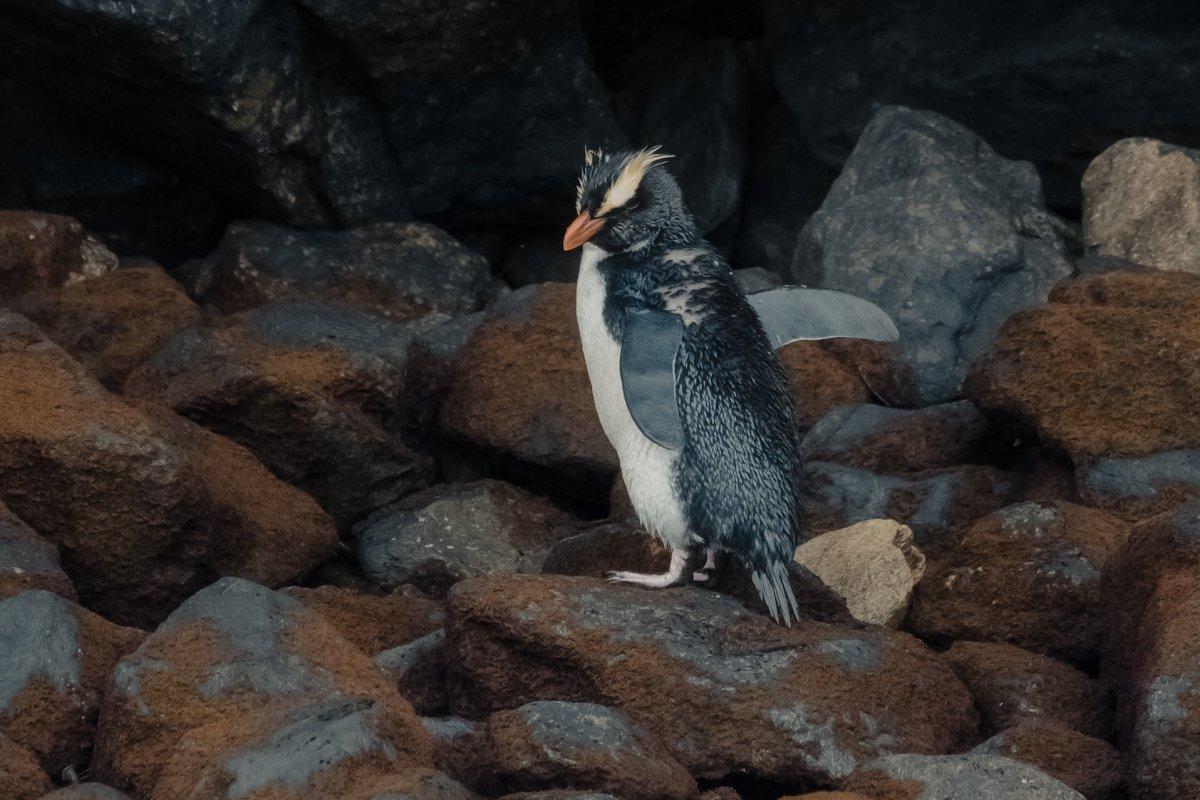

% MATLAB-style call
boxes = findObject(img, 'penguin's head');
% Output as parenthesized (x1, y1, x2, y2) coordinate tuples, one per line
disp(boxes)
(563, 146, 690, 252)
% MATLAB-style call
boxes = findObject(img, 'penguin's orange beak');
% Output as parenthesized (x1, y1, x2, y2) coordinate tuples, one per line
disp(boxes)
(563, 212, 605, 251)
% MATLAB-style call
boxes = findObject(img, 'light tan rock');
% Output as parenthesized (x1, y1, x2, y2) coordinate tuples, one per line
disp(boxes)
(794, 519, 925, 628)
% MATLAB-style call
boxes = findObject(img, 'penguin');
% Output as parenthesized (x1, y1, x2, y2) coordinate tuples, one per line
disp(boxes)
(563, 146, 899, 625)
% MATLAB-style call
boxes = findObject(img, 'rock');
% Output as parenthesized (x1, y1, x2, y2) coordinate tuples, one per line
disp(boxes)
(0, 0, 407, 229)
(778, 344, 873, 429)
(1082, 138, 1200, 273)
(126, 301, 437, 530)
(793, 106, 1072, 404)
(966, 269, 1200, 463)
(0, 734, 51, 800)
(794, 519, 925, 628)
(803, 463, 1016, 549)
(281, 585, 445, 655)
(341, 769, 478, 800)
(909, 502, 1127, 663)
(497, 231, 581, 288)
(0, 591, 143, 775)
(438, 284, 618, 507)
(445, 574, 978, 785)
(0, 211, 115, 300)
(422, 717, 486, 792)
(39, 786, 133, 800)
(94, 578, 424, 797)
(841, 753, 1084, 799)
(377, 630, 447, 716)
(542, 523, 670, 580)
(801, 402, 989, 474)
(12, 266, 203, 390)
(499, 794, 617, 800)
(482, 701, 695, 800)
(356, 480, 576, 597)
(0, 502, 74, 601)
(973, 720, 1122, 800)
(1101, 501, 1200, 800)
(734, 267, 785, 294)
(1077, 450, 1200, 519)
(0, 312, 336, 625)
(780, 794, 871, 800)
(942, 642, 1112, 739)
(179, 221, 497, 320)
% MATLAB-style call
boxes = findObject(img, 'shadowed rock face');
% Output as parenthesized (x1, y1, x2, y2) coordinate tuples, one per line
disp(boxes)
(0, 211, 116, 301)
(0, 502, 74, 602)
(445, 574, 978, 786)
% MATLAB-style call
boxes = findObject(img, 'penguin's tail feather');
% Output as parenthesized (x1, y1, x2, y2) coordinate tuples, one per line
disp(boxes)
(750, 559, 799, 627)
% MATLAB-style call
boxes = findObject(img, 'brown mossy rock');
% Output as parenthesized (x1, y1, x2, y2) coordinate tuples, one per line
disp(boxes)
(377, 630, 448, 716)
(445, 574, 977, 786)
(1100, 501, 1200, 800)
(13, 266, 203, 390)
(780, 794, 873, 800)
(438, 284, 618, 504)
(0, 734, 51, 800)
(125, 301, 437, 530)
(0, 502, 75, 602)
(966, 269, 1200, 462)
(482, 701, 696, 799)
(973, 720, 1122, 800)
(840, 754, 1084, 799)
(542, 523, 671, 579)
(0, 591, 144, 776)
(38, 785, 133, 799)
(341, 768, 479, 800)
(942, 642, 1112, 739)
(0, 211, 116, 301)
(421, 717, 486, 792)
(779, 338, 914, 429)
(94, 578, 422, 797)
(0, 312, 336, 626)
(281, 585, 444, 656)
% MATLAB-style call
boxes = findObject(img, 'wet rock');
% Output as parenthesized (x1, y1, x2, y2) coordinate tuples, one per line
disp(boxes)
(973, 720, 1122, 800)
(802, 401, 989, 474)
(0, 312, 336, 626)
(542, 523, 670, 580)
(127, 301, 437, 529)
(482, 701, 695, 800)
(39, 785, 133, 800)
(966, 269, 1200, 463)
(841, 753, 1083, 799)
(438, 284, 618, 506)
(793, 106, 1071, 404)
(357, 480, 576, 597)
(180, 221, 497, 320)
(1082, 138, 1200, 274)
(377, 630, 447, 716)
(909, 502, 1127, 663)
(0, 591, 144, 775)
(445, 574, 978, 785)
(1076, 450, 1200, 519)
(794, 519, 925, 628)
(0, 734, 51, 800)
(12, 266, 203, 390)
(943, 642, 1112, 739)
(1101, 501, 1200, 800)
(0, 211, 115, 300)
(0, 502, 74, 601)
(94, 578, 420, 796)
(282, 585, 444, 655)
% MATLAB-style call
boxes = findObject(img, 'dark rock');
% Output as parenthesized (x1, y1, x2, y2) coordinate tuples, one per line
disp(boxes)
(909, 502, 1127, 663)
(281, 585, 445, 655)
(422, 716, 486, 792)
(733, 267, 784, 294)
(179, 221, 497, 320)
(0, 734, 50, 800)
(39, 784, 134, 799)
(356, 480, 576, 597)
(794, 106, 1071, 404)
(802, 401, 989, 473)
(973, 720, 1122, 800)
(497, 232, 582, 288)
(841, 753, 1083, 799)
(378, 630, 447, 716)
(542, 523, 671, 580)
(0, 312, 337, 626)
(0, 211, 115, 300)
(342, 768, 479, 800)
(499, 794, 618, 800)
(943, 642, 1112, 739)
(445, 574, 978, 785)
(1077, 450, 1200, 519)
(0, 502, 74, 602)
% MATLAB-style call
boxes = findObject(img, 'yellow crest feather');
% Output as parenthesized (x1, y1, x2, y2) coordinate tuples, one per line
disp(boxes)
(598, 146, 673, 215)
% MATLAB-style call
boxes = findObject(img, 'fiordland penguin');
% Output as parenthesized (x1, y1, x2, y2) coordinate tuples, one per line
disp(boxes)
(563, 147, 899, 624)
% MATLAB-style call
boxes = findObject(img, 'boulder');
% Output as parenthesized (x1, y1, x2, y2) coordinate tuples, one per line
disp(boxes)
(340, 769, 478, 800)
(445, 574, 978, 785)
(1077, 451, 1200, 519)
(482, 701, 695, 799)
(422, 716, 486, 792)
(973, 720, 1122, 800)
(1082, 138, 1200, 273)
(0, 312, 336, 626)
(794, 519, 925, 628)
(356, 480, 576, 597)
(840, 753, 1084, 799)
(377, 630, 448, 716)
(942, 642, 1112, 739)
(126, 301, 438, 529)
(0, 734, 51, 800)
(39, 785, 133, 799)
(966, 269, 1200, 463)
(779, 340, 914, 429)
(0, 502, 74, 601)
(0, 591, 143, 775)
(12, 266, 203, 389)
(801, 401, 989, 474)
(281, 585, 445, 655)
(909, 502, 1127, 663)
(179, 221, 497, 320)
(793, 106, 1072, 404)
(94, 578, 427, 797)
(0, 211, 115, 300)
(542, 523, 670, 580)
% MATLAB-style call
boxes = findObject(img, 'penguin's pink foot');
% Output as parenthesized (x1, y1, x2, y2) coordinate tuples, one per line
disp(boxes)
(606, 548, 689, 589)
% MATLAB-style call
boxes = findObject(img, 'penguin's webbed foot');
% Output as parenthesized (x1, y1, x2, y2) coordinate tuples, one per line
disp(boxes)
(605, 547, 695, 589)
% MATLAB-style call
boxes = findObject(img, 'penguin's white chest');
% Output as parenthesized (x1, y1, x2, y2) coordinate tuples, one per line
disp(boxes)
(575, 244, 691, 549)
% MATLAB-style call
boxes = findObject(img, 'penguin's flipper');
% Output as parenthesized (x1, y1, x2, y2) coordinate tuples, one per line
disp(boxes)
(747, 286, 900, 348)
(620, 307, 685, 450)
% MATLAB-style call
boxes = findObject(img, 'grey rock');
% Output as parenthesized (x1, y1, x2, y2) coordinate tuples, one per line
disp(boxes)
(733, 267, 785, 294)
(0, 591, 80, 713)
(1078, 450, 1200, 517)
(794, 106, 1072, 404)
(851, 753, 1083, 799)
(511, 701, 639, 753)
